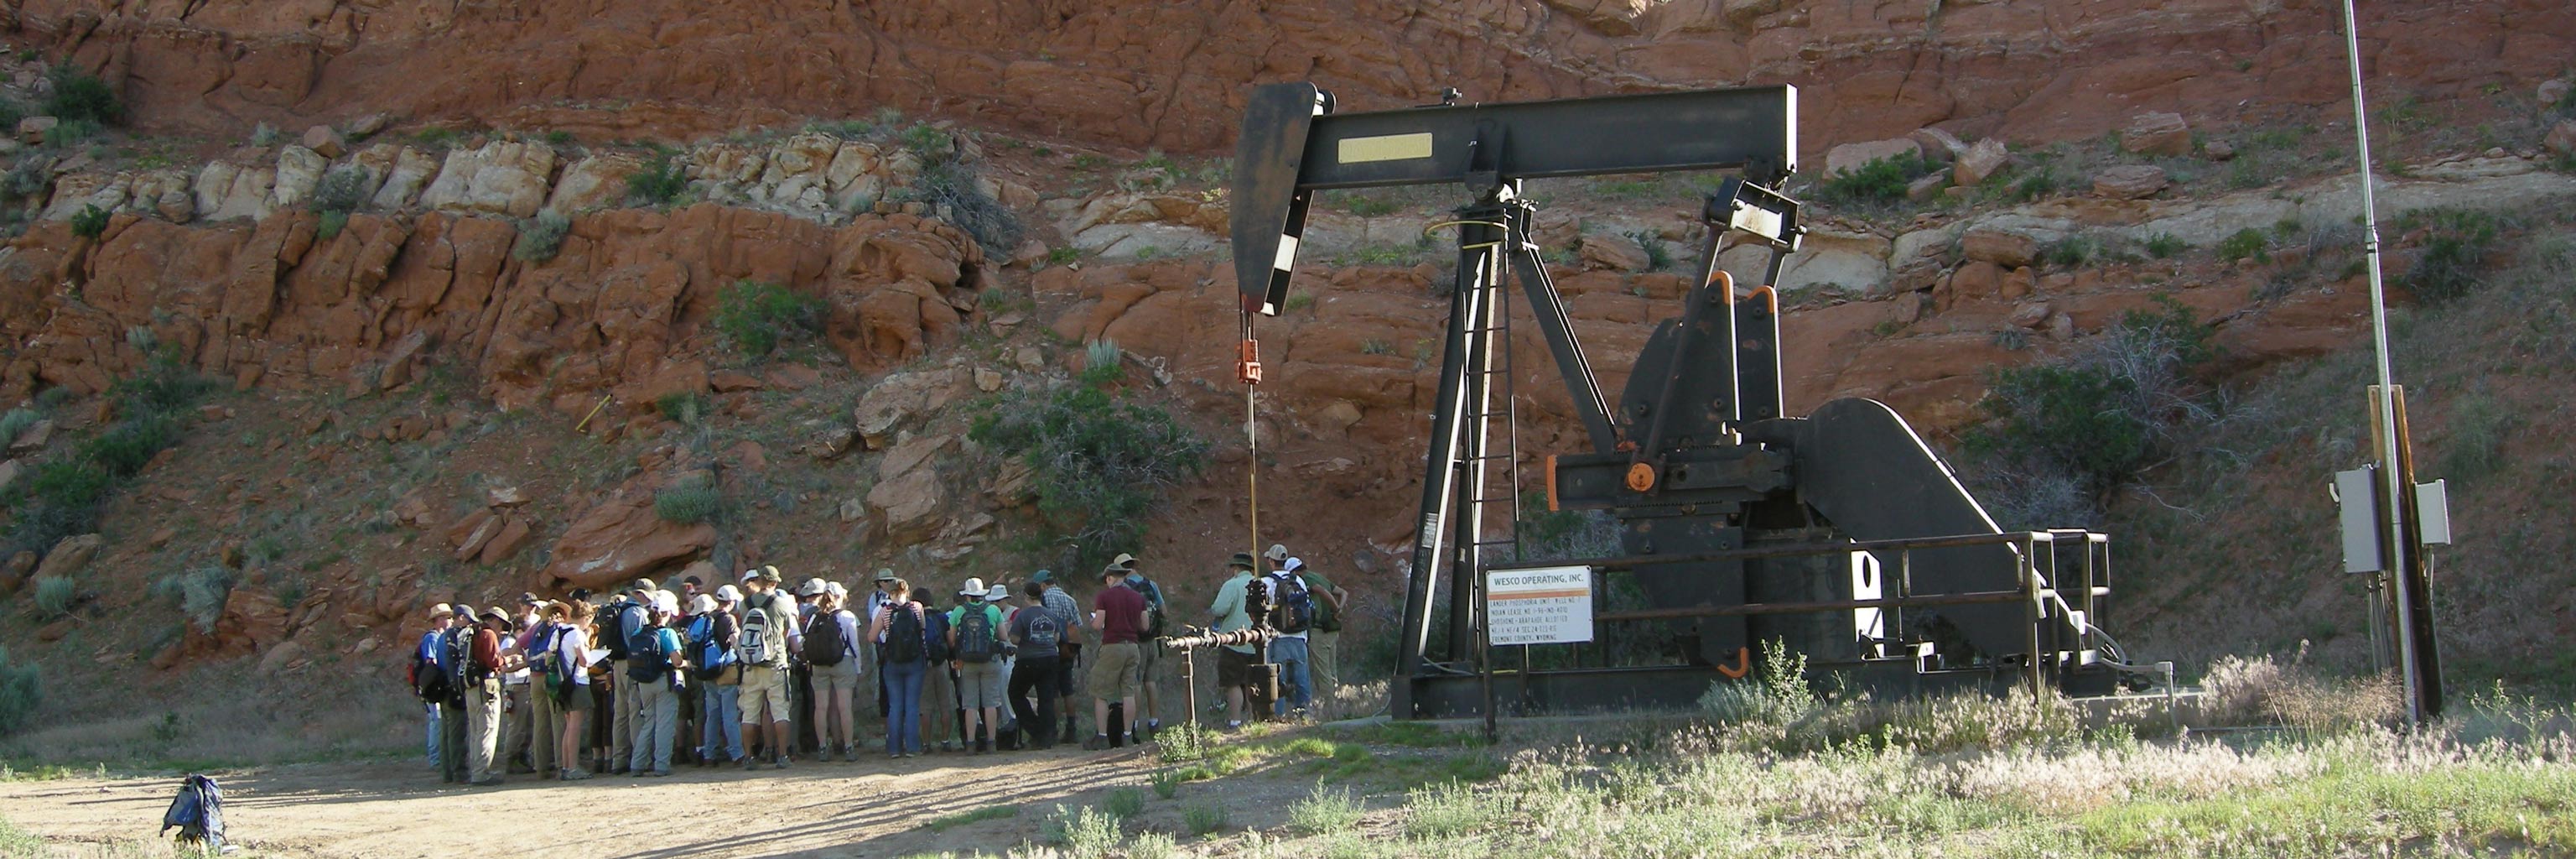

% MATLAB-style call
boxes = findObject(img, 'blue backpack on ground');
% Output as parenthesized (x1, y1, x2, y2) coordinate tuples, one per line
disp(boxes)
(161, 773, 224, 851)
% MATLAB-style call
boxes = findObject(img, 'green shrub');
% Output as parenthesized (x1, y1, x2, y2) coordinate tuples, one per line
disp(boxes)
(2042, 234, 2100, 268)
(1816, 151, 1935, 206)
(1289, 785, 1363, 835)
(513, 211, 570, 263)
(2143, 233, 2189, 258)
(2, 162, 49, 203)
(32, 577, 74, 619)
(1080, 339, 1124, 387)
(712, 280, 824, 357)
(0, 408, 39, 445)
(898, 123, 953, 159)
(1698, 637, 1817, 725)
(152, 567, 235, 633)
(904, 159, 1022, 255)
(2217, 227, 2270, 263)
(1103, 787, 1147, 819)
(1966, 294, 2215, 499)
(248, 122, 281, 148)
(308, 166, 371, 214)
(316, 210, 349, 240)
(968, 383, 1207, 571)
(625, 154, 688, 205)
(0, 99, 21, 132)
(654, 481, 723, 524)
(655, 391, 709, 424)
(2397, 208, 2503, 304)
(1182, 803, 1228, 836)
(0, 646, 39, 736)
(42, 117, 100, 148)
(2442, 393, 2511, 480)
(1150, 768, 1182, 799)
(78, 412, 179, 476)
(1046, 804, 1121, 858)
(67, 203, 109, 238)
(44, 65, 121, 124)
(1629, 230, 1674, 271)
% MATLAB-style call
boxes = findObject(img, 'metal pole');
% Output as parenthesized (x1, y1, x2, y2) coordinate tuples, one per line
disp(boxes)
(2338, 0, 2421, 725)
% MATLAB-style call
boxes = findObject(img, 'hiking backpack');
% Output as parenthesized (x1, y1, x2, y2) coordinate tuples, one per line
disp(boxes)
(408, 637, 449, 702)
(954, 605, 999, 664)
(1241, 575, 1273, 631)
(1021, 607, 1063, 654)
(1270, 574, 1315, 635)
(804, 612, 849, 667)
(884, 603, 926, 664)
(740, 595, 781, 666)
(1129, 576, 1169, 638)
(438, 627, 474, 700)
(601, 600, 645, 662)
(624, 623, 667, 684)
(159, 773, 224, 851)
(689, 615, 736, 680)
(922, 603, 953, 664)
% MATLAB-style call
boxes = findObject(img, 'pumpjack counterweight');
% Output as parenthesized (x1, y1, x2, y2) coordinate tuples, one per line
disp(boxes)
(1229, 82, 2126, 719)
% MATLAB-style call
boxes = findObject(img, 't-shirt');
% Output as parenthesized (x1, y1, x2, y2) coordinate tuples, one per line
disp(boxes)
(1296, 570, 1339, 631)
(652, 626, 684, 668)
(740, 591, 800, 665)
(557, 627, 597, 686)
(1208, 572, 1256, 654)
(948, 603, 1004, 650)
(1005, 604, 1059, 659)
(1094, 583, 1149, 644)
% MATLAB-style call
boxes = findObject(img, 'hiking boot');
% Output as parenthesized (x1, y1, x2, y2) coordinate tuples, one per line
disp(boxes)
(560, 768, 592, 781)
(741, 755, 761, 771)
(1082, 734, 1109, 751)
(637, 770, 669, 778)
(470, 776, 504, 787)
(775, 754, 792, 769)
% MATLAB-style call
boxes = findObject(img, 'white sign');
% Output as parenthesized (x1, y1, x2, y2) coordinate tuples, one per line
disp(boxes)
(1486, 565, 1594, 646)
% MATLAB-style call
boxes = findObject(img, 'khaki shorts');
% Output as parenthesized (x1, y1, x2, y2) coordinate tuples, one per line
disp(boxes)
(1088, 643, 1141, 701)
(814, 661, 860, 704)
(740, 664, 791, 724)
(956, 660, 1007, 710)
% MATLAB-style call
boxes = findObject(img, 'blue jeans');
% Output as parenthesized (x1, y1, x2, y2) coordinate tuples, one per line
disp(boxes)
(425, 703, 442, 767)
(700, 684, 744, 762)
(884, 660, 927, 755)
(1268, 637, 1312, 714)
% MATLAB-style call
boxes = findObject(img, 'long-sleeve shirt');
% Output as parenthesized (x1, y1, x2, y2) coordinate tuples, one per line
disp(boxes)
(1209, 572, 1257, 654)
(471, 627, 503, 678)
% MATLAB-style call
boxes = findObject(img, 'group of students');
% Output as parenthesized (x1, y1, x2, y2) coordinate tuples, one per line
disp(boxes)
(409, 552, 1190, 784)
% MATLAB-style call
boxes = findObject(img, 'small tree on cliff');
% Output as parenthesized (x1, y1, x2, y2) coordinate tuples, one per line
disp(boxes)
(969, 374, 1205, 571)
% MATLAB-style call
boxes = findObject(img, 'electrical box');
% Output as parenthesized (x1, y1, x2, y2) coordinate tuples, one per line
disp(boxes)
(2416, 479, 2452, 545)
(2334, 466, 2382, 573)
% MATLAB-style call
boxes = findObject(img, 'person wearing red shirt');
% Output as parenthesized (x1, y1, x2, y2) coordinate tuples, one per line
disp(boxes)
(1085, 566, 1150, 750)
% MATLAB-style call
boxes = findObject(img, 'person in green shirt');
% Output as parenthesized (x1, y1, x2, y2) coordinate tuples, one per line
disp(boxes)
(947, 578, 1010, 754)
(1206, 553, 1260, 731)
(1285, 557, 1352, 706)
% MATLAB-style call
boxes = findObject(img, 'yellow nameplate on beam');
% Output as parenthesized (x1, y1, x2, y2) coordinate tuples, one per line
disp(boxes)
(1337, 133, 1433, 164)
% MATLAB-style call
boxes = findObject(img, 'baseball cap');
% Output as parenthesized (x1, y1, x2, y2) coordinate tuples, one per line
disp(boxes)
(517, 592, 542, 607)
(1285, 557, 1305, 572)
(797, 578, 826, 597)
(628, 577, 658, 595)
(689, 594, 717, 615)
(1264, 544, 1289, 562)
(1031, 569, 1054, 583)
(715, 585, 742, 603)
(653, 591, 680, 615)
(757, 565, 784, 583)
(740, 569, 761, 582)
(1228, 552, 1257, 570)
(825, 581, 848, 598)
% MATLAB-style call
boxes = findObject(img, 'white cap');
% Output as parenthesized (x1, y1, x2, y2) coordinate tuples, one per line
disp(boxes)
(740, 569, 761, 582)
(689, 594, 717, 615)
(653, 591, 680, 615)
(959, 576, 988, 597)
(1285, 557, 1304, 572)
(715, 585, 742, 603)
(797, 578, 827, 597)
(825, 581, 849, 598)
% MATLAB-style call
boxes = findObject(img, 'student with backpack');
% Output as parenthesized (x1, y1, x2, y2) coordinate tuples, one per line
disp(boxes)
(1086, 565, 1151, 749)
(412, 603, 456, 774)
(1263, 549, 1317, 718)
(501, 596, 543, 774)
(1287, 557, 1352, 705)
(692, 588, 745, 766)
(602, 579, 657, 774)
(920, 592, 959, 753)
(1006, 580, 1066, 750)
(627, 591, 688, 777)
(947, 577, 1008, 754)
(1032, 570, 1086, 741)
(522, 603, 567, 778)
(806, 585, 865, 762)
(867, 577, 932, 757)
(551, 600, 608, 781)
(1208, 554, 1265, 731)
(736, 567, 803, 770)
(462, 607, 519, 786)
(1112, 553, 1167, 736)
(435, 604, 475, 784)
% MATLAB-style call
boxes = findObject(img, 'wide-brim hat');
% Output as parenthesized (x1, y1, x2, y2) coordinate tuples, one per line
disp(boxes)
(1109, 552, 1138, 570)
(628, 577, 658, 596)
(985, 584, 1010, 601)
(1228, 552, 1257, 570)
(874, 568, 897, 582)
(959, 576, 989, 596)
(481, 606, 511, 623)
(428, 603, 454, 618)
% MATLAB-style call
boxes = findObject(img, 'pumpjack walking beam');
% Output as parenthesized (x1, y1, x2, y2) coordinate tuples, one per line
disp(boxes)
(1231, 82, 1807, 717)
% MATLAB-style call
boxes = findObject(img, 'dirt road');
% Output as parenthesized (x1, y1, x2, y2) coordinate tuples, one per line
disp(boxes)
(0, 743, 1294, 858)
